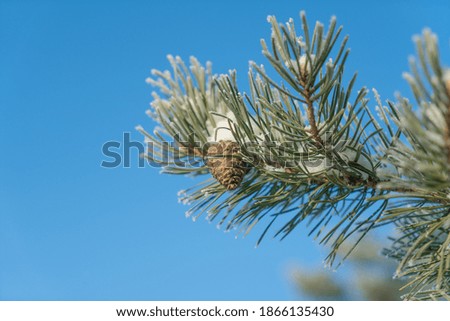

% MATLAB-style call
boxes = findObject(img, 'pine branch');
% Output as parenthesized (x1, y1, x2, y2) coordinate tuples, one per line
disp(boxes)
(445, 74, 450, 163)
(304, 86, 324, 146)
(140, 13, 391, 270)
(139, 13, 450, 300)
(376, 29, 450, 300)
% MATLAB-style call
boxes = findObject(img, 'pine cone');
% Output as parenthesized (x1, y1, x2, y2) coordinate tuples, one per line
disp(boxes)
(206, 140, 249, 190)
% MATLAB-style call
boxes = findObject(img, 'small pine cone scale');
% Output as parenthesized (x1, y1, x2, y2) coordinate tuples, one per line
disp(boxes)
(206, 140, 249, 190)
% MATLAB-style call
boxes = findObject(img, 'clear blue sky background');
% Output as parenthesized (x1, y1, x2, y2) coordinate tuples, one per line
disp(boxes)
(1, 0, 449, 300)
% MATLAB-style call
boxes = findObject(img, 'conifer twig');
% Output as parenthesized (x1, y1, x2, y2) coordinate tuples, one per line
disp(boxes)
(140, 14, 450, 300)
(304, 87, 323, 146)
(445, 78, 450, 163)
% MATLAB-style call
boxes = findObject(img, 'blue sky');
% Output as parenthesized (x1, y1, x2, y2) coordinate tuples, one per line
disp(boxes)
(1, 0, 449, 300)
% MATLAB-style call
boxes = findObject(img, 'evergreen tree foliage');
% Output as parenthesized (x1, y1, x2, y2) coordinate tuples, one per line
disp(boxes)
(292, 238, 408, 300)
(137, 12, 450, 300)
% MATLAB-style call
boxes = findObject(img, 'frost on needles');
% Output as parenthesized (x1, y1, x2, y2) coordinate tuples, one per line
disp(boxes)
(137, 12, 450, 300)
